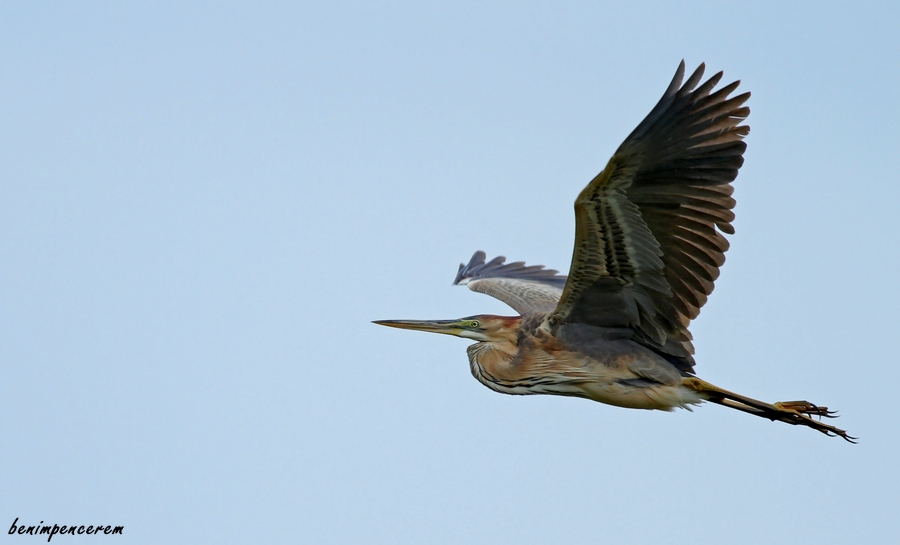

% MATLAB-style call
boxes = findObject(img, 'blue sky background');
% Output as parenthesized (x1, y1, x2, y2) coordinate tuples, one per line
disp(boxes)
(2, 2, 898, 544)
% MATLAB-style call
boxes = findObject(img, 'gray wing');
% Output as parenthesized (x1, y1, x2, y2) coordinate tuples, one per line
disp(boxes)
(454, 251, 566, 314)
(552, 61, 750, 372)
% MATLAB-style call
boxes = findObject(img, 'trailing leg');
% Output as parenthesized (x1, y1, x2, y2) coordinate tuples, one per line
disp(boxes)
(683, 377, 856, 443)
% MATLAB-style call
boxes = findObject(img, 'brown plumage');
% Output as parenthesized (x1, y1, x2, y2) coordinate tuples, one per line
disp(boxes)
(376, 62, 854, 442)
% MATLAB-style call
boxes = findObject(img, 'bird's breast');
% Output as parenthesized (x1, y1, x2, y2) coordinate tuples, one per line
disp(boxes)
(467, 334, 693, 410)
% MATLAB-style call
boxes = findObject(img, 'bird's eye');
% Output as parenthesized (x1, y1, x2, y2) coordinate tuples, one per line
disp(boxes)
(470, 320, 480, 328)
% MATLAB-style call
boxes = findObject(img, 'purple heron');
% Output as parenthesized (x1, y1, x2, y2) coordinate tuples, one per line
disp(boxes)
(376, 62, 854, 442)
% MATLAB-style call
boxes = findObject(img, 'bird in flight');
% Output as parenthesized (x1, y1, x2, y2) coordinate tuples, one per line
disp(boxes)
(376, 61, 854, 442)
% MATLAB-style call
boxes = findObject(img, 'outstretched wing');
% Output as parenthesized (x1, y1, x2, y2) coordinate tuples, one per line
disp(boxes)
(454, 251, 566, 314)
(552, 61, 750, 369)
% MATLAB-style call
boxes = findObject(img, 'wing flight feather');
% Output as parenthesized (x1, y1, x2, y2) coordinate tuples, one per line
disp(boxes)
(552, 61, 750, 372)
(454, 251, 566, 314)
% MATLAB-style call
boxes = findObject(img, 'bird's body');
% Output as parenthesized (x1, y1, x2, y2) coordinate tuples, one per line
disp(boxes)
(465, 313, 702, 411)
(376, 61, 854, 442)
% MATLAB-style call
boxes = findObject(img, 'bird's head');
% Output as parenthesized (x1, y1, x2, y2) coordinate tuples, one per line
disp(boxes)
(373, 315, 519, 343)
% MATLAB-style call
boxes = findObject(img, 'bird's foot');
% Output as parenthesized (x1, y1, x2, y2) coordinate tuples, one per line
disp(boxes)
(773, 400, 837, 418)
(770, 402, 857, 443)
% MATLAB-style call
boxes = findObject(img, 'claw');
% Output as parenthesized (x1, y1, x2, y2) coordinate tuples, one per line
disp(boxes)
(832, 430, 859, 444)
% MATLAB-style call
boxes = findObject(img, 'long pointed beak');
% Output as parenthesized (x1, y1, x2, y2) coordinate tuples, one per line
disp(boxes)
(373, 319, 463, 336)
